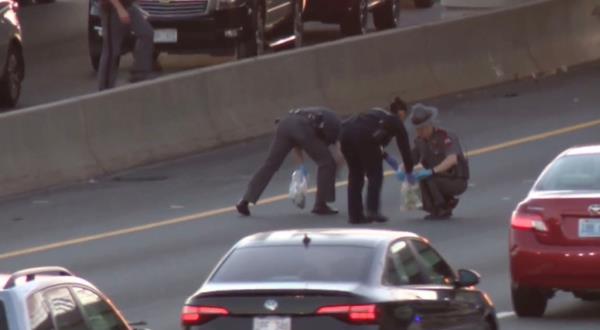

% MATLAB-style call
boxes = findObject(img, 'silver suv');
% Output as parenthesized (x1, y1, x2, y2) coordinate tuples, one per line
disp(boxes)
(0, 267, 145, 330)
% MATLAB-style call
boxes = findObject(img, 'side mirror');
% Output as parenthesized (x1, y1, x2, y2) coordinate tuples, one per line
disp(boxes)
(455, 269, 480, 288)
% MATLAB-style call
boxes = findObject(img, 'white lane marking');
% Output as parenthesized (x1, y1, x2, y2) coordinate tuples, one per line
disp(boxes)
(497, 311, 516, 319)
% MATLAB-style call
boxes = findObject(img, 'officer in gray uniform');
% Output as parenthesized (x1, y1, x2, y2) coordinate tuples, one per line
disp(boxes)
(98, 0, 154, 90)
(410, 105, 469, 220)
(236, 107, 342, 216)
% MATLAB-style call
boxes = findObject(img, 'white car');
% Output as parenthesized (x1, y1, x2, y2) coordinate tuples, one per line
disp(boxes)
(0, 267, 147, 330)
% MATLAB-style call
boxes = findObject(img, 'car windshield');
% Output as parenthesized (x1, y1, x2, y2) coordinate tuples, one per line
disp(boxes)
(210, 245, 375, 283)
(535, 154, 600, 191)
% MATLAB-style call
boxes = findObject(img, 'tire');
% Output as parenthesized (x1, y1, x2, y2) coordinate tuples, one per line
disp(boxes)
(340, 0, 368, 36)
(0, 45, 24, 109)
(235, 1, 266, 59)
(511, 285, 547, 317)
(373, 0, 400, 30)
(414, 0, 433, 8)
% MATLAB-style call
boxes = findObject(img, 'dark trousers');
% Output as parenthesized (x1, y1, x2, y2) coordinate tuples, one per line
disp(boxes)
(420, 176, 468, 214)
(341, 129, 383, 220)
(98, 5, 154, 90)
(242, 115, 336, 205)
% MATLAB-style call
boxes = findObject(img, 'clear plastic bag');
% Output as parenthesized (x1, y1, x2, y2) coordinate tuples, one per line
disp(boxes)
(289, 169, 308, 209)
(400, 181, 422, 211)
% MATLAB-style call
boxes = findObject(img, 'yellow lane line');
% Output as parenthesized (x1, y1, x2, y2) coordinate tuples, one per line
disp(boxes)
(2, 119, 600, 261)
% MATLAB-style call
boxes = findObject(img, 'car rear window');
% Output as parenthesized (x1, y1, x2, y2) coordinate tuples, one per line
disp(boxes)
(535, 154, 600, 191)
(0, 300, 8, 330)
(210, 245, 375, 283)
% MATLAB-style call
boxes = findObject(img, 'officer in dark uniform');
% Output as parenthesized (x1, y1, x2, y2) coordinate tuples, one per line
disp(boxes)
(341, 101, 414, 224)
(98, 0, 154, 90)
(410, 105, 469, 220)
(236, 107, 342, 216)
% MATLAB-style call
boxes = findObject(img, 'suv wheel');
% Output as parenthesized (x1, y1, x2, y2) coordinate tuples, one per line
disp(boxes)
(340, 0, 368, 36)
(235, 1, 266, 59)
(0, 45, 24, 109)
(373, 0, 400, 30)
(414, 0, 433, 8)
(511, 285, 548, 317)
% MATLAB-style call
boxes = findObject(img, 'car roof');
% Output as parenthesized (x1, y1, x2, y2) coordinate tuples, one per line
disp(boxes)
(236, 228, 420, 248)
(0, 274, 98, 297)
(561, 144, 600, 156)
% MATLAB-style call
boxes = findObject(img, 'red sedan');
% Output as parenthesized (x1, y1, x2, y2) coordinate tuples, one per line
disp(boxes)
(510, 144, 600, 317)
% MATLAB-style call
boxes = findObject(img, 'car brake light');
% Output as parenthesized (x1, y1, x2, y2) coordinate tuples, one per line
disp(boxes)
(181, 305, 229, 326)
(511, 212, 548, 232)
(316, 304, 378, 324)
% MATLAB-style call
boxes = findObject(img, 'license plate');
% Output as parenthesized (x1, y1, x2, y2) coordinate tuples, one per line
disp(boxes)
(253, 317, 291, 330)
(579, 218, 600, 237)
(154, 29, 177, 43)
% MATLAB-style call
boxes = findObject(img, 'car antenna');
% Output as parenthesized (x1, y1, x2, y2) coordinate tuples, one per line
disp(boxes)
(303, 234, 311, 247)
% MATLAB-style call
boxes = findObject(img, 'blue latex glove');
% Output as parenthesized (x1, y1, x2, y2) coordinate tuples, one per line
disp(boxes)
(383, 154, 399, 170)
(406, 173, 417, 185)
(396, 170, 406, 181)
(298, 164, 308, 176)
(415, 169, 433, 180)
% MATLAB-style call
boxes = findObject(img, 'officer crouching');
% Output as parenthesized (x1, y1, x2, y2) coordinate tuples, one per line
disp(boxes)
(410, 105, 469, 220)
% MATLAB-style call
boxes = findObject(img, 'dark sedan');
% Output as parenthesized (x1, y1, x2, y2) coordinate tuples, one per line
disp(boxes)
(182, 228, 498, 330)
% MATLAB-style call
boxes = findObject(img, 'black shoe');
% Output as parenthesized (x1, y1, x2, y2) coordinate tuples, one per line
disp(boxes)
(447, 197, 459, 210)
(311, 204, 339, 215)
(236, 200, 250, 216)
(424, 209, 452, 220)
(366, 213, 388, 223)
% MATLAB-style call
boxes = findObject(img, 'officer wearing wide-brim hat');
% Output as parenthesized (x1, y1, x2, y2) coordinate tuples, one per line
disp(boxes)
(410, 104, 470, 220)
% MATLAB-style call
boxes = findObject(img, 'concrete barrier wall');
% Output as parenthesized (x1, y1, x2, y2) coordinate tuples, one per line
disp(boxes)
(1, 0, 599, 197)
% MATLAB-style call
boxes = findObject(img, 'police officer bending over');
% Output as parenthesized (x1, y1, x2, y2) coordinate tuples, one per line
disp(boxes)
(341, 100, 414, 224)
(410, 105, 469, 220)
(236, 107, 342, 216)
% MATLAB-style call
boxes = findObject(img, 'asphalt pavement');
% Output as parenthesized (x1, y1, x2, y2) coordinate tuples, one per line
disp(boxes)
(16, 0, 490, 109)
(1, 50, 600, 330)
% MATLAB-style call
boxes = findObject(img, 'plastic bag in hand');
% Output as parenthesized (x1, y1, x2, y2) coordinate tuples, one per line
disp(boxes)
(289, 169, 308, 209)
(400, 181, 422, 211)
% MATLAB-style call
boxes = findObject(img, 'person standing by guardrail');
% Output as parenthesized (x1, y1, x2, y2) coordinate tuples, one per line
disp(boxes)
(340, 99, 415, 224)
(236, 107, 343, 217)
(98, 0, 154, 90)
(409, 104, 470, 220)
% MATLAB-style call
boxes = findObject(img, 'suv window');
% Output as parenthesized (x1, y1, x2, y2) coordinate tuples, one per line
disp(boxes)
(410, 240, 454, 285)
(44, 288, 88, 330)
(383, 240, 428, 285)
(1, 300, 8, 330)
(72, 287, 128, 330)
(27, 293, 55, 330)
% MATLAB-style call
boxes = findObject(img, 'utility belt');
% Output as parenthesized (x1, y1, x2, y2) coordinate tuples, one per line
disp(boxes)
(290, 109, 327, 141)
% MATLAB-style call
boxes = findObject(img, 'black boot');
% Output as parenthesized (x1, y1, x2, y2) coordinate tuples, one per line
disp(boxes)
(312, 202, 339, 215)
(236, 199, 250, 216)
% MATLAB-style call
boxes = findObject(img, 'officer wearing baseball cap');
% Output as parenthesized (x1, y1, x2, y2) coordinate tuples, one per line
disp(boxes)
(410, 104, 469, 220)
